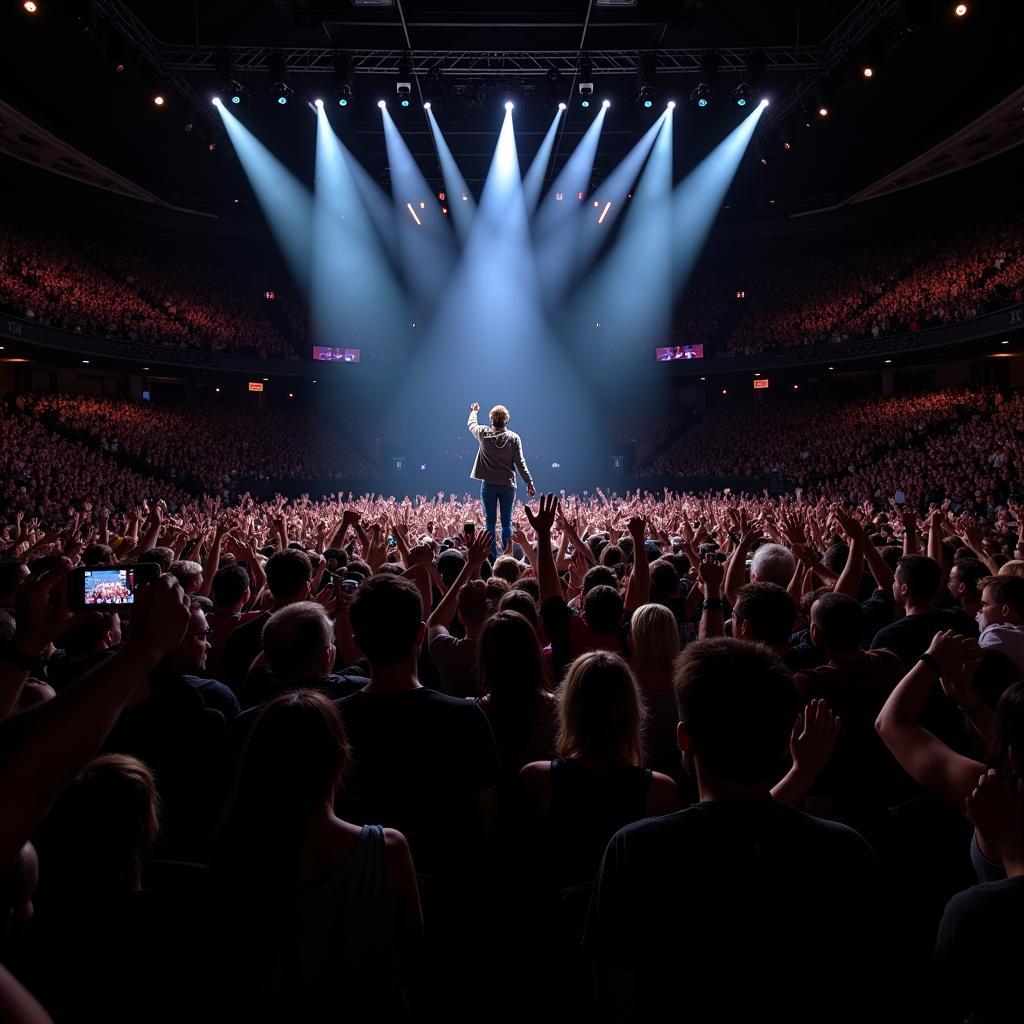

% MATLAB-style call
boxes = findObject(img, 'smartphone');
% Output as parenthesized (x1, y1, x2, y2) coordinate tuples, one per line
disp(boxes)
(464, 522, 475, 538)
(69, 563, 161, 610)
(340, 578, 360, 592)
(387, 536, 397, 548)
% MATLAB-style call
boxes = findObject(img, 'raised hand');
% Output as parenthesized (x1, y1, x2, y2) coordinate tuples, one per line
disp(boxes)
(697, 553, 724, 595)
(790, 699, 840, 780)
(964, 769, 1024, 869)
(470, 402, 480, 413)
(125, 574, 191, 658)
(466, 530, 493, 571)
(524, 493, 559, 536)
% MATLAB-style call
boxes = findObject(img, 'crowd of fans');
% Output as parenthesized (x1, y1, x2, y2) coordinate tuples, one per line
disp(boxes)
(3, 212, 1022, 366)
(643, 388, 994, 485)
(721, 213, 1024, 356)
(1, 453, 1023, 1019)
(21, 394, 375, 495)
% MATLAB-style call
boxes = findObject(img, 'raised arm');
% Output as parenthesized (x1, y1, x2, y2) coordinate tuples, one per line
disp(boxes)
(426, 532, 491, 643)
(623, 516, 651, 612)
(467, 402, 486, 439)
(875, 630, 985, 807)
(524, 494, 560, 606)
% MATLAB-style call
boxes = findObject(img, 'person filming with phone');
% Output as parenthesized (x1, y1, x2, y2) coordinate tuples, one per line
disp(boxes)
(467, 402, 535, 560)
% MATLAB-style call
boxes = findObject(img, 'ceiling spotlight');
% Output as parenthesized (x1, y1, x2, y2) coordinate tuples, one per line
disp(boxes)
(397, 54, 412, 103)
(378, 99, 387, 108)
(954, 3, 968, 15)
(153, 94, 165, 107)
(818, 105, 830, 118)
(667, 100, 676, 109)
(211, 96, 222, 107)
(314, 98, 324, 108)
(269, 52, 291, 105)
(691, 83, 712, 108)
(22, 1, 37, 12)
(423, 101, 431, 109)
(637, 53, 656, 109)
(602, 98, 611, 108)
(578, 56, 594, 100)
(581, 99, 590, 108)
(862, 66, 874, 78)
(334, 53, 353, 108)
(732, 82, 751, 107)
(225, 79, 246, 105)
(505, 100, 514, 111)
(558, 101, 567, 111)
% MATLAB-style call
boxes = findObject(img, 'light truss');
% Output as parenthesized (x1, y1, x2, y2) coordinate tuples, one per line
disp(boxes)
(158, 46, 825, 76)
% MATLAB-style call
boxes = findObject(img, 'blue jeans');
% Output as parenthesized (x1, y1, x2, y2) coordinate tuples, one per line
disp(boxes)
(481, 482, 515, 560)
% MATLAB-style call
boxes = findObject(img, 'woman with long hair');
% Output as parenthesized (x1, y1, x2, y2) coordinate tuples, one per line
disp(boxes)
(628, 603, 683, 782)
(520, 651, 679, 890)
(211, 690, 422, 1022)
(476, 610, 557, 777)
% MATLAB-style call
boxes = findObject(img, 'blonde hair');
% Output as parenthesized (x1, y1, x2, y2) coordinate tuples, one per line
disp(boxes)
(629, 603, 680, 668)
(490, 405, 510, 429)
(556, 650, 646, 769)
(999, 560, 1024, 578)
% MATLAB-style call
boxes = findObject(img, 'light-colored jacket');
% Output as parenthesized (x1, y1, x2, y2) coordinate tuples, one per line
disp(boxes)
(468, 411, 534, 489)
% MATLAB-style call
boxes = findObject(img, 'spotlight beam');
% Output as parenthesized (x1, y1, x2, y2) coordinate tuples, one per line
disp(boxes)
(521, 107, 565, 216)
(539, 110, 665, 307)
(380, 104, 457, 317)
(312, 103, 409, 352)
(214, 102, 313, 291)
(425, 106, 477, 244)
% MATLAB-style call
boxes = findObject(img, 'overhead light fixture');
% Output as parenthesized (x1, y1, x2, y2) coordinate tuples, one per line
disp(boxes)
(690, 82, 712, 108)
(269, 52, 291, 105)
(637, 53, 656, 108)
(378, 99, 387, 108)
(578, 56, 593, 103)
(227, 80, 247, 104)
(397, 54, 412, 104)
(153, 94, 165, 107)
(954, 3, 968, 16)
(334, 53, 353, 106)
(423, 64, 444, 107)
(505, 100, 514, 111)
(22, 1, 38, 13)
(558, 101, 567, 111)
(423, 101, 431, 109)
(666, 100, 676, 109)
(732, 82, 751, 107)
(602, 98, 611, 108)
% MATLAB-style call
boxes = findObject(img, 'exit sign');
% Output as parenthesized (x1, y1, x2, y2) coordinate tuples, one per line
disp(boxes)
(248, 381, 264, 392)
(753, 378, 769, 389)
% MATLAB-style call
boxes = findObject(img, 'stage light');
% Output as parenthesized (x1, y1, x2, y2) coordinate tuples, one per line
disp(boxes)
(224, 79, 247, 105)
(22, 1, 37, 13)
(581, 99, 590, 108)
(211, 96, 222, 107)
(732, 83, 751, 107)
(423, 101, 431, 109)
(397, 54, 412, 103)
(691, 83, 712, 108)
(334, 53, 353, 108)
(954, 3, 968, 16)
(578, 57, 594, 101)
(862, 66, 874, 78)
(602, 99, 611, 108)
(153, 94, 165, 107)
(314, 98, 324, 108)
(667, 100, 676, 109)
(505, 101, 514, 111)
(269, 52, 291, 105)
(637, 53, 656, 109)
(378, 99, 387, 108)
(818, 105, 829, 117)
(558, 102, 567, 110)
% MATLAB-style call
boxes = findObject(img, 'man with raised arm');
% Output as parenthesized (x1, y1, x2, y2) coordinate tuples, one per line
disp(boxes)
(467, 402, 535, 560)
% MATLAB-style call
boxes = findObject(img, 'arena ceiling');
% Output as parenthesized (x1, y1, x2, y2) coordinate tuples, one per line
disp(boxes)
(0, 1, 1022, 221)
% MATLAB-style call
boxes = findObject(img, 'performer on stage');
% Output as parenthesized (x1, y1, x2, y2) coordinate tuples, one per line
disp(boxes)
(467, 402, 535, 559)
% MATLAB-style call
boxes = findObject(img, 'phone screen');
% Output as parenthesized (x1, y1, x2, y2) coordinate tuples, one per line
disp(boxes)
(81, 568, 142, 606)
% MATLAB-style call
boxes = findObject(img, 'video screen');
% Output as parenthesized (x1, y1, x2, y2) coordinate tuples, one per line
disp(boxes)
(312, 346, 361, 363)
(657, 345, 704, 361)
(82, 568, 140, 605)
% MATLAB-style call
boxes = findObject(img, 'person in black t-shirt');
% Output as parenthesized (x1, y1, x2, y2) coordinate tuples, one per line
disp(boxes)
(336, 568, 499, 879)
(584, 638, 879, 1021)
(872, 554, 979, 667)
